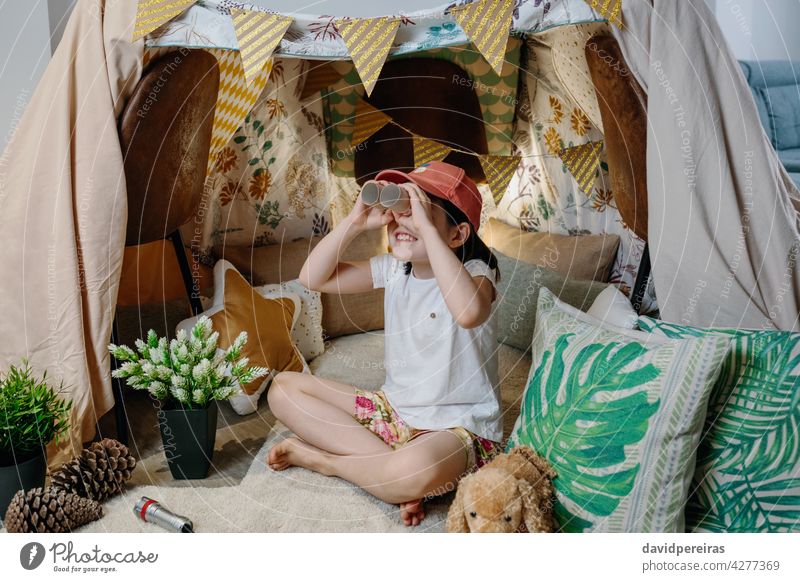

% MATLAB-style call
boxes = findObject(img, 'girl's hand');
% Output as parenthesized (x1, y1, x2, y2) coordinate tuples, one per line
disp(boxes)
(348, 181, 393, 231)
(404, 183, 436, 235)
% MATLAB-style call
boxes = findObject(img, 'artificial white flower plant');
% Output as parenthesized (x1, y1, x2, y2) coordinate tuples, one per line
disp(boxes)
(108, 316, 269, 408)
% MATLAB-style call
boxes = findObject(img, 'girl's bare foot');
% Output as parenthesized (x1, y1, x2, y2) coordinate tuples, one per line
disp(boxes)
(400, 499, 426, 526)
(268, 437, 329, 473)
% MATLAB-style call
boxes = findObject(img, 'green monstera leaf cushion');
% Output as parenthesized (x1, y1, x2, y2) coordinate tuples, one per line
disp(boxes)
(507, 289, 731, 532)
(638, 317, 800, 532)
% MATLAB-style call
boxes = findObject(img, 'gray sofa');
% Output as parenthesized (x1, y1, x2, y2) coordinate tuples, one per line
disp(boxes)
(740, 60, 800, 186)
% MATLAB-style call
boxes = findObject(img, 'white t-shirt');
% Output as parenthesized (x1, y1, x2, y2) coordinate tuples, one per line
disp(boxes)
(369, 253, 503, 442)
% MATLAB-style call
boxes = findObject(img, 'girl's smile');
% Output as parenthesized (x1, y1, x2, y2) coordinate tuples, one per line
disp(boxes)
(393, 230, 418, 243)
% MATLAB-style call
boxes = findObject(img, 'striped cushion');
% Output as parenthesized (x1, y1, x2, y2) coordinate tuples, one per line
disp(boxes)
(507, 289, 730, 532)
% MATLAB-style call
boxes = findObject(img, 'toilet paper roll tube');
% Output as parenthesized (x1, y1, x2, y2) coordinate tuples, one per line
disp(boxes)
(378, 183, 410, 213)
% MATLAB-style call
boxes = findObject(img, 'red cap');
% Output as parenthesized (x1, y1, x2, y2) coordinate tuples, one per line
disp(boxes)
(375, 161, 482, 232)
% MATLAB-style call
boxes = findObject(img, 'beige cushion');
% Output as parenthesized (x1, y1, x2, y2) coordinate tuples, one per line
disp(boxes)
(216, 230, 387, 339)
(216, 237, 320, 284)
(481, 218, 620, 282)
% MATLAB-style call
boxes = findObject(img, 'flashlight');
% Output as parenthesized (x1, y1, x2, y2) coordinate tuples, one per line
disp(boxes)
(134, 497, 194, 533)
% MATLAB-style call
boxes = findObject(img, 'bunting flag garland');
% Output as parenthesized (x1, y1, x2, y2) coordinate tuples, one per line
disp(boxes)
(231, 9, 294, 89)
(413, 136, 452, 167)
(560, 140, 604, 194)
(479, 155, 522, 204)
(353, 98, 523, 201)
(351, 99, 392, 146)
(337, 17, 401, 96)
(449, 0, 515, 76)
(582, 0, 623, 27)
(133, 0, 198, 41)
(206, 49, 272, 174)
(300, 62, 344, 101)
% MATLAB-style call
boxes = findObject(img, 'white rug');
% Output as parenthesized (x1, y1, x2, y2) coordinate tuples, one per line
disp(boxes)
(76, 423, 450, 533)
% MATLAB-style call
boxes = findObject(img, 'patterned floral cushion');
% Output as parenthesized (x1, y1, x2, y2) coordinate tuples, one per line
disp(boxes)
(507, 289, 731, 532)
(638, 317, 800, 532)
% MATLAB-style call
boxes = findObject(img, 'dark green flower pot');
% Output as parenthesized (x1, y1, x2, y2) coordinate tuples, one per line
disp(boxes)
(0, 447, 47, 517)
(158, 401, 218, 480)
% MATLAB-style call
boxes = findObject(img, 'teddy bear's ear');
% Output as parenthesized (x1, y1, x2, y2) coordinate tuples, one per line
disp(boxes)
(512, 446, 557, 480)
(446, 483, 470, 533)
(519, 480, 556, 533)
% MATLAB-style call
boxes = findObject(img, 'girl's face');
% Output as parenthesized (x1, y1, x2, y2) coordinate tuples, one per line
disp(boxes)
(386, 197, 467, 262)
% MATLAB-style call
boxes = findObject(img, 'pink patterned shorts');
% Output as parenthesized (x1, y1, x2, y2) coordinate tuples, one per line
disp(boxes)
(354, 388, 498, 472)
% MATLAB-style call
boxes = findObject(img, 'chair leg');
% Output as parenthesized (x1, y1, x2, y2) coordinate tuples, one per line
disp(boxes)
(170, 230, 204, 316)
(110, 318, 129, 445)
(631, 242, 651, 315)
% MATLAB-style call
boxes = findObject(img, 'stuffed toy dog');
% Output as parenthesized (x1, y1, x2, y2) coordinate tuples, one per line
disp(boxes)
(446, 446, 557, 533)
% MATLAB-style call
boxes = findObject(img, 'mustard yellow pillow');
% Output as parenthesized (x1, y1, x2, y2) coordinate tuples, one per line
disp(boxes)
(177, 261, 306, 416)
(210, 267, 305, 395)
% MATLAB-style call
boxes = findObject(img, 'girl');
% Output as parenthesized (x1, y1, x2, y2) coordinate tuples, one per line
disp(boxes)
(267, 161, 502, 527)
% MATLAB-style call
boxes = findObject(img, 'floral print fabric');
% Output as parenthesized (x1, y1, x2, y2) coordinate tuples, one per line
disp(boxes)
(201, 57, 334, 251)
(354, 388, 497, 471)
(493, 25, 657, 312)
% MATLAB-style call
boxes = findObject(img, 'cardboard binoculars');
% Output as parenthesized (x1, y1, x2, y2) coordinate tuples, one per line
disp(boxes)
(360, 181, 411, 213)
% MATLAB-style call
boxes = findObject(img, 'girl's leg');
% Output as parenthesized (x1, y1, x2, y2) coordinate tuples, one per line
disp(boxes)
(269, 430, 468, 505)
(267, 371, 392, 456)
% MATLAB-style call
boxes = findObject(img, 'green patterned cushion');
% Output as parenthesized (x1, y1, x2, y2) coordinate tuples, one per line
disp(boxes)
(507, 289, 731, 532)
(638, 316, 800, 532)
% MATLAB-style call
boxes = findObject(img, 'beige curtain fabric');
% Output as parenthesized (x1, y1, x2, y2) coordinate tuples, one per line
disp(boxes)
(613, 0, 800, 331)
(0, 0, 143, 466)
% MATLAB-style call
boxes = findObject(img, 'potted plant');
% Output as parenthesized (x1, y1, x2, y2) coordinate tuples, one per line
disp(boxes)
(109, 316, 267, 479)
(0, 362, 71, 516)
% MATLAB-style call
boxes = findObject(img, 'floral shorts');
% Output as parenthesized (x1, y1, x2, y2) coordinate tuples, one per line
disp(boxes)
(354, 388, 498, 472)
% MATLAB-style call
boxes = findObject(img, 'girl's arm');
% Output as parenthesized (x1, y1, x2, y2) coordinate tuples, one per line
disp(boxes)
(298, 188, 392, 294)
(406, 187, 494, 329)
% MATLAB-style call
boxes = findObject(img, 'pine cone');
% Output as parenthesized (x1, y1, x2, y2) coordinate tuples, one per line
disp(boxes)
(50, 438, 137, 502)
(4, 487, 103, 533)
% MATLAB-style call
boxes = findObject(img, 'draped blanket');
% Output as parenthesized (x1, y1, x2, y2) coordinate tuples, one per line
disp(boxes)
(613, 0, 800, 330)
(0, 0, 143, 466)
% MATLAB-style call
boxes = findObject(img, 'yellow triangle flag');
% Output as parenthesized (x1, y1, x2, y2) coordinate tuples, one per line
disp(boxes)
(205, 49, 272, 174)
(560, 141, 604, 194)
(231, 9, 294, 88)
(338, 17, 401, 96)
(352, 100, 392, 146)
(450, 0, 515, 76)
(413, 136, 452, 167)
(133, 0, 198, 41)
(582, 0, 623, 27)
(300, 62, 343, 101)
(480, 155, 521, 204)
